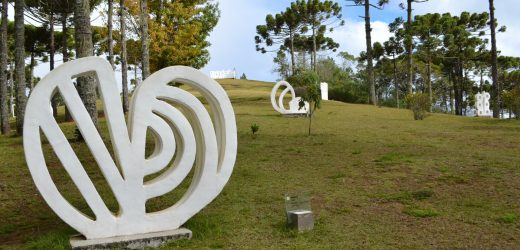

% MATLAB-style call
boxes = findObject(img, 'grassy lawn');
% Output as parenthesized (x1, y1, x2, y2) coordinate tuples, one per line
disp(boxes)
(1, 78, 520, 249)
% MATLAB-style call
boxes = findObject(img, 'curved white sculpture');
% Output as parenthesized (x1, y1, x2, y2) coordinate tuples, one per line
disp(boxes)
(271, 81, 309, 115)
(475, 91, 491, 117)
(23, 57, 237, 240)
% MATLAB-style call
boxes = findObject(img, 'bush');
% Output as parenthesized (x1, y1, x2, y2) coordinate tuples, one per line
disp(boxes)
(405, 93, 430, 120)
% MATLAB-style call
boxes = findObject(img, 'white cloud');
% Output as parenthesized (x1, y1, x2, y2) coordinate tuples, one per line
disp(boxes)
(202, 0, 276, 81)
(331, 19, 392, 58)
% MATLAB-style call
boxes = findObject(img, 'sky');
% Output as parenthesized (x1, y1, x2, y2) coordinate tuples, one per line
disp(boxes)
(19, 0, 520, 86)
(202, 0, 520, 82)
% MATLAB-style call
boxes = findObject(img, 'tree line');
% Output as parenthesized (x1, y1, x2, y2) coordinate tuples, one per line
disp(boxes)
(0, 0, 219, 136)
(257, 0, 520, 118)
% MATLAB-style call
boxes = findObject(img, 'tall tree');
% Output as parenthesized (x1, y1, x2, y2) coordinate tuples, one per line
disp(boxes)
(147, 0, 220, 71)
(400, 0, 428, 94)
(300, 0, 343, 72)
(14, 0, 26, 135)
(0, 0, 9, 134)
(384, 36, 404, 108)
(489, 0, 500, 118)
(108, 0, 114, 68)
(139, 0, 150, 79)
(255, 6, 304, 76)
(120, 0, 129, 113)
(74, 0, 98, 126)
(347, 0, 388, 105)
(413, 13, 443, 112)
(440, 12, 489, 115)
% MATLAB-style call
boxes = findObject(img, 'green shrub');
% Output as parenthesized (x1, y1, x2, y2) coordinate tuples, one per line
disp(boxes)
(405, 93, 430, 120)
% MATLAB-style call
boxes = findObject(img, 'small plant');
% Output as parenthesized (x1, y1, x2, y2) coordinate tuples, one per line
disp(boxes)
(497, 213, 519, 224)
(287, 70, 321, 135)
(405, 93, 430, 120)
(250, 123, 259, 138)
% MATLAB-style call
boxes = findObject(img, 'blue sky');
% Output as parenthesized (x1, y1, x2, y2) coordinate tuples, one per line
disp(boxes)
(202, 0, 520, 82)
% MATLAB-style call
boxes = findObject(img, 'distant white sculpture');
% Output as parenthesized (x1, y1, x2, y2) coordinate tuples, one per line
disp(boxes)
(320, 82, 328, 100)
(271, 80, 309, 115)
(475, 91, 491, 117)
(23, 57, 237, 241)
(210, 69, 236, 79)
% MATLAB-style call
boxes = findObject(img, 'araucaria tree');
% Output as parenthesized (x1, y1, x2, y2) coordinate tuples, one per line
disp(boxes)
(255, 4, 305, 76)
(0, 0, 9, 134)
(120, 0, 129, 113)
(346, 0, 388, 105)
(255, 0, 343, 79)
(139, 0, 150, 79)
(14, 0, 26, 135)
(298, 0, 343, 72)
(74, 0, 98, 126)
(488, 0, 500, 118)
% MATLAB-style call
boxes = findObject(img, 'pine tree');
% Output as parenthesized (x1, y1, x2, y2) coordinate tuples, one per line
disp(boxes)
(14, 0, 26, 135)
(74, 0, 98, 127)
(0, 0, 9, 134)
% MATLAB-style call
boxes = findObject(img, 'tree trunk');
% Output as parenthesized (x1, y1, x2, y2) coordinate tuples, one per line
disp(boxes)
(29, 51, 35, 91)
(74, 0, 98, 127)
(108, 0, 114, 68)
(14, 0, 26, 135)
(489, 0, 500, 118)
(140, 0, 150, 79)
(120, 0, 129, 113)
(50, 10, 59, 118)
(0, 0, 9, 134)
(156, 0, 162, 24)
(406, 0, 413, 94)
(289, 32, 296, 76)
(364, 0, 376, 105)
(427, 55, 432, 112)
(392, 54, 399, 108)
(62, 14, 73, 122)
(312, 21, 317, 72)
(308, 107, 313, 136)
(62, 15, 69, 62)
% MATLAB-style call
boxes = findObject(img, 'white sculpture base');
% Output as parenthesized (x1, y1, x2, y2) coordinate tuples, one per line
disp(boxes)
(70, 228, 192, 249)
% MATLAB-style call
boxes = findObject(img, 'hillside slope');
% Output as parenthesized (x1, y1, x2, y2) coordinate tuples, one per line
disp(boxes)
(1, 79, 520, 249)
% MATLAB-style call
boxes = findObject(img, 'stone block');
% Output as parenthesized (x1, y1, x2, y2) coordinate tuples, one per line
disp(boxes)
(287, 210, 314, 231)
(70, 228, 192, 250)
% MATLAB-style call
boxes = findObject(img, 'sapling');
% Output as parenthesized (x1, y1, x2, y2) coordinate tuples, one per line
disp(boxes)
(250, 123, 259, 138)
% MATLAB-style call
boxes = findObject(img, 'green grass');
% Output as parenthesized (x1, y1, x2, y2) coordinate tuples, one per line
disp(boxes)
(1, 79, 520, 249)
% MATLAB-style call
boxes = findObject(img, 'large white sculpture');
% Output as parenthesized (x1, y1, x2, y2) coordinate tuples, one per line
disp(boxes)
(271, 81, 309, 115)
(475, 91, 491, 117)
(320, 82, 328, 100)
(23, 57, 237, 240)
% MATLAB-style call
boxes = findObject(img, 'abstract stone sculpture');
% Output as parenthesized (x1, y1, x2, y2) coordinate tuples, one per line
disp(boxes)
(23, 57, 237, 241)
(475, 91, 491, 117)
(271, 80, 309, 115)
(320, 82, 328, 100)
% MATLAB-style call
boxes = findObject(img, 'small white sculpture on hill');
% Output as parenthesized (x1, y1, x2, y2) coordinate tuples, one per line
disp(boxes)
(23, 57, 237, 246)
(475, 91, 491, 117)
(210, 69, 236, 79)
(320, 82, 328, 100)
(271, 80, 309, 116)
